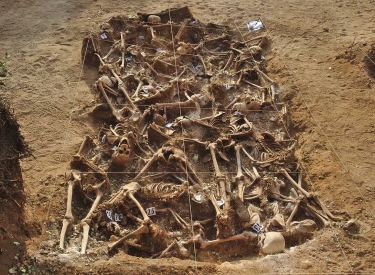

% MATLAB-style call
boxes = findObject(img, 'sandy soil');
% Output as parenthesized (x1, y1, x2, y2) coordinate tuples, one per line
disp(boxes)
(0, 0, 374, 274)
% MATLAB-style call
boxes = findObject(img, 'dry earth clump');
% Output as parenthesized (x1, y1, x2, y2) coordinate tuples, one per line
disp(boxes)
(0, 97, 32, 275)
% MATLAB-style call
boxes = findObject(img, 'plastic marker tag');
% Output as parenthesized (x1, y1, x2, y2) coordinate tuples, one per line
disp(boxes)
(252, 222, 264, 233)
(217, 198, 225, 206)
(106, 210, 113, 220)
(146, 207, 156, 216)
(247, 20, 263, 32)
(114, 213, 123, 222)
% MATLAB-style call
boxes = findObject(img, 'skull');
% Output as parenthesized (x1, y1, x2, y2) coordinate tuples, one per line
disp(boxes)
(147, 15, 161, 24)
(112, 143, 131, 167)
(259, 232, 285, 254)
(232, 102, 249, 115)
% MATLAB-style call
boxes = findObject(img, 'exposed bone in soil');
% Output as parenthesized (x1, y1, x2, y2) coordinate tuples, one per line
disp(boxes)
(55, 7, 343, 262)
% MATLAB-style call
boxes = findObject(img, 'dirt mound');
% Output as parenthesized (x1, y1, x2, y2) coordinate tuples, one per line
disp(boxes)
(0, 97, 31, 274)
(364, 45, 375, 78)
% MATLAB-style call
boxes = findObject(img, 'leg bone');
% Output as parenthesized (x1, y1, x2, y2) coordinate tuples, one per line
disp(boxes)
(280, 168, 311, 198)
(303, 203, 330, 227)
(312, 193, 342, 221)
(81, 189, 104, 254)
(208, 143, 226, 200)
(59, 175, 78, 250)
(96, 79, 126, 122)
(235, 144, 245, 201)
(286, 199, 301, 226)
(126, 191, 150, 223)
(200, 231, 257, 249)
(120, 32, 126, 71)
(108, 224, 149, 253)
(102, 40, 120, 61)
(132, 150, 160, 181)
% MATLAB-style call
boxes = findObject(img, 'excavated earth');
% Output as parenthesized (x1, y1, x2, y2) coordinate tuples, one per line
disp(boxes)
(0, 0, 374, 274)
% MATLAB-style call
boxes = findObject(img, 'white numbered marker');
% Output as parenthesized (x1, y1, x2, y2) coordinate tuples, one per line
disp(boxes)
(106, 210, 113, 220)
(114, 213, 123, 222)
(146, 207, 156, 216)
(252, 222, 264, 233)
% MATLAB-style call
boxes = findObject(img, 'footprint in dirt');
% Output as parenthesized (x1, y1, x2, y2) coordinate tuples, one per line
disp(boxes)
(343, 219, 371, 235)
(28, 43, 38, 49)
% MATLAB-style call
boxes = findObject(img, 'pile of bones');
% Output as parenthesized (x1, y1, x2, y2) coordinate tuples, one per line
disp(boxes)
(59, 7, 341, 260)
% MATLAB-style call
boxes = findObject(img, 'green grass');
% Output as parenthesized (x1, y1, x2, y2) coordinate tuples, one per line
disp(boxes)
(0, 52, 11, 85)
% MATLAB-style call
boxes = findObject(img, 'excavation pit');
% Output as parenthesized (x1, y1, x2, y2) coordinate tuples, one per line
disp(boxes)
(364, 45, 375, 78)
(55, 7, 341, 263)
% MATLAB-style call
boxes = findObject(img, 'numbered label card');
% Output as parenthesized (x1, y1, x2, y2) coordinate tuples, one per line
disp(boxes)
(252, 222, 264, 233)
(114, 213, 123, 222)
(106, 210, 113, 220)
(146, 207, 156, 216)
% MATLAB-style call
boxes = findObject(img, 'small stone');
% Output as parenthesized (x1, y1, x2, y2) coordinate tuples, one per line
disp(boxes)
(300, 260, 313, 268)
